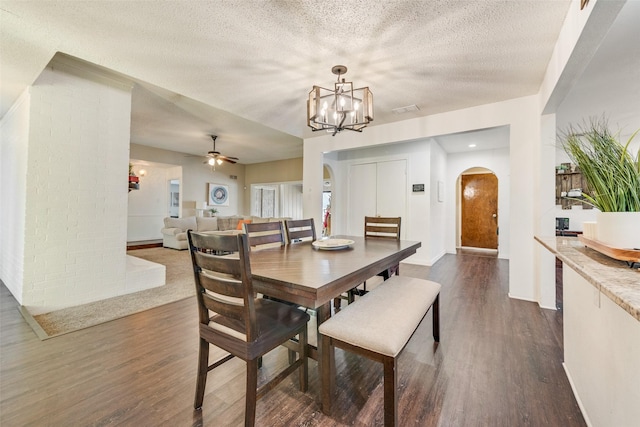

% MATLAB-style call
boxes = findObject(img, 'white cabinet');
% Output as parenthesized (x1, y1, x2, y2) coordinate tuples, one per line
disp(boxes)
(347, 160, 406, 237)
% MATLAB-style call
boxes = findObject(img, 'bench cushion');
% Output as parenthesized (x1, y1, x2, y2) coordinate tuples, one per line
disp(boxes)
(319, 276, 440, 357)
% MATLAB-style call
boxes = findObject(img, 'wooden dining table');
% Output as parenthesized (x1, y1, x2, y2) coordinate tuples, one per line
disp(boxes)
(248, 235, 421, 361)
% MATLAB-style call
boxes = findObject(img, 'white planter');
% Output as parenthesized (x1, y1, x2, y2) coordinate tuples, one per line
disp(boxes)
(596, 211, 640, 249)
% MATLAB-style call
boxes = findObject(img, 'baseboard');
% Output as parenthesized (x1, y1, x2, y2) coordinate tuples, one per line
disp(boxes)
(428, 250, 446, 266)
(562, 362, 593, 427)
(126, 240, 163, 250)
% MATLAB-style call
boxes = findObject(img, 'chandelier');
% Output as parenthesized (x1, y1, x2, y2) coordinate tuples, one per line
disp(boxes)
(307, 65, 373, 136)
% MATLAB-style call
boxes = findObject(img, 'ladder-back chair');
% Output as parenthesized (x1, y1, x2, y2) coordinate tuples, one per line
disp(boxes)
(285, 218, 317, 244)
(335, 216, 402, 310)
(187, 231, 309, 427)
(244, 221, 287, 251)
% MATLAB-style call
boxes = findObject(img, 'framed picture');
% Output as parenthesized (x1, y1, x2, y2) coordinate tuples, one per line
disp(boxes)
(208, 183, 229, 206)
(171, 192, 179, 207)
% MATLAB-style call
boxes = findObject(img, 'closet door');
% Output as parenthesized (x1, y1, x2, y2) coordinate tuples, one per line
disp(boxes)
(347, 163, 377, 235)
(347, 160, 406, 237)
(376, 160, 406, 220)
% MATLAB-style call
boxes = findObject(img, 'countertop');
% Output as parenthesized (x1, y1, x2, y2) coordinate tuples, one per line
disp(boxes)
(535, 236, 640, 322)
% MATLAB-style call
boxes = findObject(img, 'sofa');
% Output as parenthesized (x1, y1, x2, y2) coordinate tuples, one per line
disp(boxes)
(161, 215, 288, 250)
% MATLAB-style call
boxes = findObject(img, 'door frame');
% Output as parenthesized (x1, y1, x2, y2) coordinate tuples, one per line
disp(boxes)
(456, 167, 498, 250)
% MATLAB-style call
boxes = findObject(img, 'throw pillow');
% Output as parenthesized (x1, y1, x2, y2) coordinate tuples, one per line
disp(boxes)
(236, 219, 252, 230)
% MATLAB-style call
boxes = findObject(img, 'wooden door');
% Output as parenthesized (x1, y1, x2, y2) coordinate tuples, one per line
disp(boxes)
(461, 173, 498, 249)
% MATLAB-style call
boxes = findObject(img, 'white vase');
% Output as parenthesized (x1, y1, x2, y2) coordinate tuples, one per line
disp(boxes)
(596, 211, 640, 249)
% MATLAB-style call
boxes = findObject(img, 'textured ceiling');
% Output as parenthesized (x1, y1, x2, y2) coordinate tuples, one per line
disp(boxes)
(1, 0, 573, 163)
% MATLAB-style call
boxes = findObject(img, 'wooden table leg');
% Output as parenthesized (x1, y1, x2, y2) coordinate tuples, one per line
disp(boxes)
(316, 302, 333, 405)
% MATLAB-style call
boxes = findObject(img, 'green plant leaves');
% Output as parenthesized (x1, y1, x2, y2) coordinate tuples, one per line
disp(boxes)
(559, 118, 640, 212)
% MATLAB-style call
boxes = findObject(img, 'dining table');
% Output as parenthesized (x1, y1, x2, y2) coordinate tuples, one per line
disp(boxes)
(248, 235, 422, 362)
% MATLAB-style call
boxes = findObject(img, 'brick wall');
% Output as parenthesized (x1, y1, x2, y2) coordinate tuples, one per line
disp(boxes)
(19, 67, 132, 314)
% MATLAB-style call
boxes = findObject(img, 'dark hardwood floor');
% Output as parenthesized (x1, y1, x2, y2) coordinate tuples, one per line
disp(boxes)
(0, 253, 585, 426)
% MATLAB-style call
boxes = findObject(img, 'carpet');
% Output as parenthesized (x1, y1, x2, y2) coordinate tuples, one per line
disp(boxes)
(27, 248, 195, 339)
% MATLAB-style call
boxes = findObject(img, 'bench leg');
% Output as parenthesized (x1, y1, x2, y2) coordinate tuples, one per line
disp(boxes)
(433, 294, 440, 342)
(383, 356, 397, 427)
(321, 336, 335, 415)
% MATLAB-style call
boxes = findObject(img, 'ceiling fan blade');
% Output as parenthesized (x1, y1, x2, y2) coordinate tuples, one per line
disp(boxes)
(220, 157, 237, 164)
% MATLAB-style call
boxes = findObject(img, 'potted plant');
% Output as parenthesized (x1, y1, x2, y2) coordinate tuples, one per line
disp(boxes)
(209, 208, 218, 217)
(559, 118, 640, 249)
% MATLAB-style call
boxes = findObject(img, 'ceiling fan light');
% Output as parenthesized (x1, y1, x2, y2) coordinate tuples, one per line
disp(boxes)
(216, 158, 223, 165)
(208, 158, 215, 166)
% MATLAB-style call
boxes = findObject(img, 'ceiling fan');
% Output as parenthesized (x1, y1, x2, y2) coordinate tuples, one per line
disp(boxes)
(204, 135, 239, 165)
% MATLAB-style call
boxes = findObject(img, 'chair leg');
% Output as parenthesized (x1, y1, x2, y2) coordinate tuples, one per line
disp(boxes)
(383, 356, 398, 427)
(321, 336, 335, 415)
(245, 359, 259, 427)
(194, 338, 209, 409)
(432, 294, 440, 342)
(333, 297, 342, 311)
(298, 327, 308, 392)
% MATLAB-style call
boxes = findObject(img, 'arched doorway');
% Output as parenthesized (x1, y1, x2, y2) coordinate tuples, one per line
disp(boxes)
(458, 167, 498, 251)
(322, 164, 333, 237)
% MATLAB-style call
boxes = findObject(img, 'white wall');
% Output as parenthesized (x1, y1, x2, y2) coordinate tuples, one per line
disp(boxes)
(127, 163, 181, 241)
(129, 143, 246, 217)
(446, 147, 511, 259)
(330, 138, 434, 265)
(0, 90, 30, 302)
(2, 66, 134, 314)
(305, 95, 539, 301)
(428, 141, 447, 264)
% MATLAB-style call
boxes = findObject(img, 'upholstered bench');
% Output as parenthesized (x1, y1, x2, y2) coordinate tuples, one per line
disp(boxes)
(319, 275, 441, 427)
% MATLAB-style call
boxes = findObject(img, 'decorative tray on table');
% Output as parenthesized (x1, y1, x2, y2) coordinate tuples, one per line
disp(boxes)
(577, 235, 640, 267)
(312, 238, 355, 251)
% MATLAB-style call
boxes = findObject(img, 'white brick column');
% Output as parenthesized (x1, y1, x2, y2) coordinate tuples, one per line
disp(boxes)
(21, 65, 133, 314)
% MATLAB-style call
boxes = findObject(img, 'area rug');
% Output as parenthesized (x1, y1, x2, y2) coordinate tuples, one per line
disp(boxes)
(27, 248, 194, 339)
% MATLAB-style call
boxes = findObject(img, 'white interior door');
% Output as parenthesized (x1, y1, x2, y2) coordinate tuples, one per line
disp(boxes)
(376, 160, 406, 219)
(347, 163, 377, 235)
(347, 160, 406, 237)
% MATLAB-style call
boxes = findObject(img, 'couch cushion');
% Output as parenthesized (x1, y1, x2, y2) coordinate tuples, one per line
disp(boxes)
(164, 216, 197, 231)
(216, 216, 244, 231)
(196, 216, 218, 232)
(250, 216, 270, 224)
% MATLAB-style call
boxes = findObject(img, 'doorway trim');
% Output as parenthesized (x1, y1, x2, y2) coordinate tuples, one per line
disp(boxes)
(457, 167, 498, 251)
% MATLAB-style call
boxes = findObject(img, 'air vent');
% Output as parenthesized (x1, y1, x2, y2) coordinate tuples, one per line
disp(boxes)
(392, 104, 420, 115)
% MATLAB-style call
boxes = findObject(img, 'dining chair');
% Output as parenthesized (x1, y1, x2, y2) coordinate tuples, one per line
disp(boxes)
(335, 216, 402, 310)
(285, 218, 317, 244)
(244, 221, 286, 250)
(244, 221, 299, 309)
(187, 230, 309, 427)
(364, 215, 402, 279)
